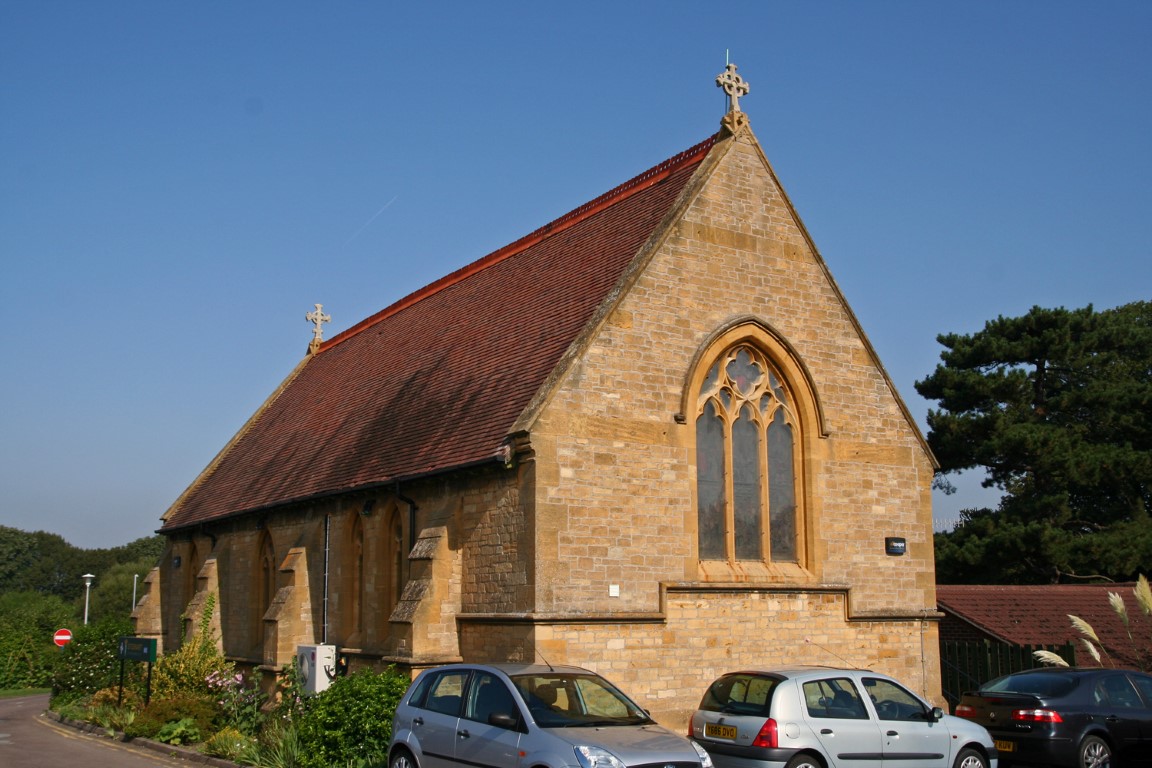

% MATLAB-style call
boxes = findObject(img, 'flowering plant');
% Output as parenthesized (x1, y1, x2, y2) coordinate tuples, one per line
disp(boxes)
(206, 668, 267, 736)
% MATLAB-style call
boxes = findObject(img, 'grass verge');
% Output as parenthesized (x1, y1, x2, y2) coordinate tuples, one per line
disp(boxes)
(0, 688, 50, 698)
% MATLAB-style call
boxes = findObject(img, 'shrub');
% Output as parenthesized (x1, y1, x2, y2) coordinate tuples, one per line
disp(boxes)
(49, 617, 133, 706)
(155, 717, 201, 746)
(152, 594, 233, 698)
(248, 720, 303, 768)
(92, 703, 136, 736)
(294, 667, 410, 768)
(151, 637, 232, 698)
(203, 726, 253, 760)
(91, 685, 141, 710)
(124, 692, 220, 740)
(53, 695, 93, 721)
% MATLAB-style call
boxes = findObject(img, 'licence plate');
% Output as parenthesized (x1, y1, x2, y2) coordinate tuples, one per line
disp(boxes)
(705, 724, 737, 740)
(994, 740, 1015, 753)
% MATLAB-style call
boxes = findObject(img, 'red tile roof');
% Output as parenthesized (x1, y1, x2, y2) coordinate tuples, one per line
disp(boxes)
(161, 136, 716, 531)
(937, 584, 1152, 669)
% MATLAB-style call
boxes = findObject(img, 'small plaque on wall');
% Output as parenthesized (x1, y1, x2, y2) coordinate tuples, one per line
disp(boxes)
(885, 537, 907, 556)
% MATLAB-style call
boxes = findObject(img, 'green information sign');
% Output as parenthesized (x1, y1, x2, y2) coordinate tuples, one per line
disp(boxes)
(118, 636, 157, 663)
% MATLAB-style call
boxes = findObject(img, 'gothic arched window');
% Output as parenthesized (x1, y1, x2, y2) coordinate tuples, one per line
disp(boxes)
(257, 532, 276, 622)
(184, 541, 200, 604)
(350, 515, 365, 639)
(696, 343, 800, 563)
(387, 511, 405, 611)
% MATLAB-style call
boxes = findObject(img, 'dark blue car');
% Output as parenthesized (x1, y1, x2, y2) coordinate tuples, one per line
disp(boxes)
(955, 667, 1152, 768)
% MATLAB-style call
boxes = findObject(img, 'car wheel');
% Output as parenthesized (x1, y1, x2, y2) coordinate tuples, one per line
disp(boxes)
(390, 747, 417, 768)
(784, 754, 824, 768)
(953, 746, 988, 768)
(1078, 735, 1111, 768)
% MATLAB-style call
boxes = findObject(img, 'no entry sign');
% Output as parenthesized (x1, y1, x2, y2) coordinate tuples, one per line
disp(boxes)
(53, 628, 73, 647)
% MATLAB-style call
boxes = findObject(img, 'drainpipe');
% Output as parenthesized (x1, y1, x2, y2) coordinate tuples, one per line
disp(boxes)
(322, 513, 330, 644)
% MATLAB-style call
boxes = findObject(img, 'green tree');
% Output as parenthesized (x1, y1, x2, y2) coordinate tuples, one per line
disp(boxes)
(88, 557, 158, 624)
(0, 527, 162, 603)
(0, 528, 80, 598)
(0, 590, 74, 689)
(0, 526, 36, 592)
(917, 301, 1152, 583)
(0, 528, 162, 695)
(109, 535, 165, 565)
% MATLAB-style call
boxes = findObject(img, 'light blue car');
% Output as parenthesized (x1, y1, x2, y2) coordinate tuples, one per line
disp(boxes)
(689, 667, 998, 768)
(389, 662, 714, 768)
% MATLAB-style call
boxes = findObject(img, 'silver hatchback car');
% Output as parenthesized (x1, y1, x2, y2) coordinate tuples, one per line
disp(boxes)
(389, 662, 714, 768)
(689, 667, 997, 768)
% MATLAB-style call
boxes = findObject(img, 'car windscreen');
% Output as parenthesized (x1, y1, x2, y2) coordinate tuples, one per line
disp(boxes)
(982, 672, 1078, 698)
(698, 674, 781, 717)
(512, 673, 654, 727)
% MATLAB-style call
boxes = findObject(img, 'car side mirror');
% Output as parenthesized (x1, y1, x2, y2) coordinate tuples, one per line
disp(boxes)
(930, 706, 944, 722)
(489, 713, 519, 729)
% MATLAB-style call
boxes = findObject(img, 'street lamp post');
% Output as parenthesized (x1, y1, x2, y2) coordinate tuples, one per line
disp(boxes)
(82, 573, 95, 625)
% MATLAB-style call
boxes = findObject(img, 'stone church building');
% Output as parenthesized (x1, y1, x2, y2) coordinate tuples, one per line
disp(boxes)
(135, 68, 943, 724)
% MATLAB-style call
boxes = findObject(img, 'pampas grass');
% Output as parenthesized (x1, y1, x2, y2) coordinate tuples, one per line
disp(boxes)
(1135, 575, 1151, 616)
(1069, 614, 1102, 645)
(1033, 650, 1070, 667)
(1058, 576, 1152, 669)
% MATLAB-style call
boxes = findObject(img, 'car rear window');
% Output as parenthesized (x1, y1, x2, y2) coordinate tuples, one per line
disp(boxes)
(983, 672, 1077, 698)
(699, 674, 780, 716)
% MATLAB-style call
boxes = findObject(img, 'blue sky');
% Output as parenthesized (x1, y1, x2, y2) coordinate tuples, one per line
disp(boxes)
(2, 2, 1149, 548)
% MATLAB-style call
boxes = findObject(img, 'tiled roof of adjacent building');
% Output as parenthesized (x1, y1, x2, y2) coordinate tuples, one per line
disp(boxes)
(160, 136, 716, 531)
(937, 583, 1152, 669)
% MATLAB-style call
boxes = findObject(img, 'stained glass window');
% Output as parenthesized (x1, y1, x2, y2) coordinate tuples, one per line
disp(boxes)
(696, 400, 726, 560)
(695, 344, 799, 563)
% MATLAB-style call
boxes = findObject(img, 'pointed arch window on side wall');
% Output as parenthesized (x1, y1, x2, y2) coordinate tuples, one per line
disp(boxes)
(696, 344, 799, 563)
(350, 515, 365, 640)
(184, 541, 200, 604)
(388, 511, 405, 611)
(258, 532, 276, 622)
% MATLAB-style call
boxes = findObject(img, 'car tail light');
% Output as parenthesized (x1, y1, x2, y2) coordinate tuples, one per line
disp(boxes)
(953, 704, 977, 718)
(752, 719, 778, 748)
(1012, 708, 1064, 723)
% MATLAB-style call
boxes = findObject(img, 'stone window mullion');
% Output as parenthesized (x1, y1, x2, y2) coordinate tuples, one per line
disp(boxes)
(759, 408, 772, 563)
(723, 401, 736, 561)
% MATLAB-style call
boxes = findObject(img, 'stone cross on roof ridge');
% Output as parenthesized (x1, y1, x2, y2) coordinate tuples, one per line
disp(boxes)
(306, 303, 331, 353)
(716, 63, 750, 114)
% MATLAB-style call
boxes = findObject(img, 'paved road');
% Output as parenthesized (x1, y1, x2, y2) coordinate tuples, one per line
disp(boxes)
(0, 694, 197, 767)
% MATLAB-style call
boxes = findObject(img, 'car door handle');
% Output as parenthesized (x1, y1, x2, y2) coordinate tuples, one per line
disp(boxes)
(458, 729, 470, 739)
(887, 730, 899, 736)
(413, 716, 423, 726)
(820, 728, 833, 734)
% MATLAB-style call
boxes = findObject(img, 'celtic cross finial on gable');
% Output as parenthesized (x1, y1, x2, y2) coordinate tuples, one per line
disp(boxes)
(716, 63, 750, 114)
(306, 303, 331, 353)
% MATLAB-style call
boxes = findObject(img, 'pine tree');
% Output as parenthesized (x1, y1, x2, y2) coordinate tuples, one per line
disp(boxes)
(917, 301, 1152, 583)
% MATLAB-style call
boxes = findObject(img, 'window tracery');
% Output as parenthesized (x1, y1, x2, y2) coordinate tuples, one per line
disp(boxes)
(695, 343, 799, 564)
